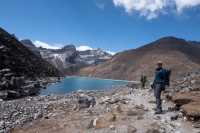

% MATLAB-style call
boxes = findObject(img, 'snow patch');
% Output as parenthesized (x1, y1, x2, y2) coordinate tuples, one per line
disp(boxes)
(76, 46, 93, 51)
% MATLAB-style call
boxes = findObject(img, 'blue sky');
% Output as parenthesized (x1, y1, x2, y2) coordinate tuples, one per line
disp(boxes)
(0, 0, 200, 52)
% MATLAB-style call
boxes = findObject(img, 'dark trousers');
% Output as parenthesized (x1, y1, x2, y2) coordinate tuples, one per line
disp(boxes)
(154, 84, 164, 111)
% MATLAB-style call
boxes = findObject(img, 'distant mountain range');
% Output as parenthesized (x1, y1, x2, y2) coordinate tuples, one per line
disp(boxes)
(21, 39, 113, 75)
(1, 26, 200, 81)
(79, 37, 200, 80)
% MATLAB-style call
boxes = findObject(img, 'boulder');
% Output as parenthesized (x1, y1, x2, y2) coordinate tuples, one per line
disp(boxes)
(172, 91, 200, 121)
(0, 91, 8, 99)
(172, 92, 200, 106)
(78, 95, 96, 109)
(182, 102, 200, 121)
(93, 112, 117, 129)
(22, 83, 40, 96)
(0, 68, 11, 74)
(128, 125, 137, 133)
(7, 90, 21, 99)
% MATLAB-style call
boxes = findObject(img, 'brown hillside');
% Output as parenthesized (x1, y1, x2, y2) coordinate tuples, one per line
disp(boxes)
(79, 37, 200, 81)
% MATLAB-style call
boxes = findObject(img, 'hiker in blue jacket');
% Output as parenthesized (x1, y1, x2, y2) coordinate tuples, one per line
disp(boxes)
(152, 61, 170, 114)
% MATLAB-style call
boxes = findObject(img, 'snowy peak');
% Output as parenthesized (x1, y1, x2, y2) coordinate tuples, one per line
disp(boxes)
(21, 40, 114, 75)
(76, 45, 93, 51)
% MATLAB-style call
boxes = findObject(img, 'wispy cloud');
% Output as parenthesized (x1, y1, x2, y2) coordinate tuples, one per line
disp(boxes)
(33, 40, 60, 49)
(95, 0, 106, 10)
(112, 0, 200, 19)
(96, 2, 106, 9)
(76, 45, 93, 51)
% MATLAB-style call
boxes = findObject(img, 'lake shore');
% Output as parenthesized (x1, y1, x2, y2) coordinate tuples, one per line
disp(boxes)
(1, 85, 199, 133)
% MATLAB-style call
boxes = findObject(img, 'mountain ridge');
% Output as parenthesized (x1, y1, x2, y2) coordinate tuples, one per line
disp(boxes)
(0, 28, 61, 78)
(79, 36, 200, 81)
(21, 39, 113, 75)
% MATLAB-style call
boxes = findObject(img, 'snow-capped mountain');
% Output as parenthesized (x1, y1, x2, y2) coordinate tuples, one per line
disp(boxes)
(21, 40, 113, 75)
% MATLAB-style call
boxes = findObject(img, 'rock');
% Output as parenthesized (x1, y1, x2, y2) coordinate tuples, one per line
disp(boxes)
(78, 95, 96, 109)
(22, 84, 40, 96)
(109, 125, 115, 130)
(146, 129, 160, 133)
(0, 68, 11, 74)
(192, 122, 200, 128)
(4, 73, 14, 78)
(93, 113, 117, 129)
(128, 125, 137, 133)
(127, 108, 145, 116)
(137, 116, 144, 120)
(170, 114, 179, 121)
(181, 102, 200, 121)
(100, 96, 128, 105)
(172, 91, 200, 121)
(0, 91, 8, 99)
(0, 81, 9, 89)
(7, 90, 21, 99)
(11, 77, 25, 89)
(34, 113, 43, 120)
(127, 109, 138, 116)
(172, 91, 200, 106)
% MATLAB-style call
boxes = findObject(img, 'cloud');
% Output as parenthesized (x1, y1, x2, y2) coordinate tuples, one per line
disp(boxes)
(112, 0, 200, 19)
(33, 40, 60, 49)
(175, 0, 200, 12)
(76, 45, 93, 51)
(96, 2, 106, 9)
(95, 0, 107, 10)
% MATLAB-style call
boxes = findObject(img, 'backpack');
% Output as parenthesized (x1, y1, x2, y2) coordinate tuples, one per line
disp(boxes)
(163, 69, 171, 86)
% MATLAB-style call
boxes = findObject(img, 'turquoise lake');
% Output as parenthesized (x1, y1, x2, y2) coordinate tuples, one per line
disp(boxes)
(40, 76, 131, 95)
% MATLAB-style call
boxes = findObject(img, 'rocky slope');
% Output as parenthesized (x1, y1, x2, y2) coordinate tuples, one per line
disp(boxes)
(0, 27, 62, 99)
(20, 39, 41, 57)
(79, 37, 200, 81)
(21, 40, 113, 75)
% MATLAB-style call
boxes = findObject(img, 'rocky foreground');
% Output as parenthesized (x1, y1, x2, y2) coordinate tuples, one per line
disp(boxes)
(0, 85, 199, 133)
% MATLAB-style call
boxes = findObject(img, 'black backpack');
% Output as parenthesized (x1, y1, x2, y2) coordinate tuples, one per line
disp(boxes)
(163, 69, 171, 86)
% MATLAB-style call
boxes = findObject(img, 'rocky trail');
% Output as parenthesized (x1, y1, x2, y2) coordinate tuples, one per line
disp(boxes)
(6, 87, 199, 133)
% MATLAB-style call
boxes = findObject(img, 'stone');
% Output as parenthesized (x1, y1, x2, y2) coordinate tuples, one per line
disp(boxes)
(170, 114, 178, 121)
(127, 109, 138, 116)
(7, 90, 21, 99)
(0, 68, 11, 74)
(137, 116, 144, 120)
(4, 73, 14, 78)
(181, 102, 200, 121)
(128, 125, 137, 133)
(78, 95, 96, 109)
(93, 113, 117, 129)
(22, 84, 40, 96)
(192, 122, 200, 128)
(127, 108, 145, 116)
(0, 91, 8, 99)
(146, 129, 160, 133)
(109, 125, 115, 130)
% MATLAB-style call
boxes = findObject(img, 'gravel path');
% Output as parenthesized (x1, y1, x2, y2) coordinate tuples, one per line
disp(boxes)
(1, 87, 200, 133)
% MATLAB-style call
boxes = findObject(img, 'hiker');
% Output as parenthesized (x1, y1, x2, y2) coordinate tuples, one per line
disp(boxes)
(152, 61, 171, 114)
(140, 74, 147, 89)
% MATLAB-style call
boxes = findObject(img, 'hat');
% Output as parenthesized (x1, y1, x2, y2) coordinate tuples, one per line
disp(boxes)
(157, 61, 163, 65)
